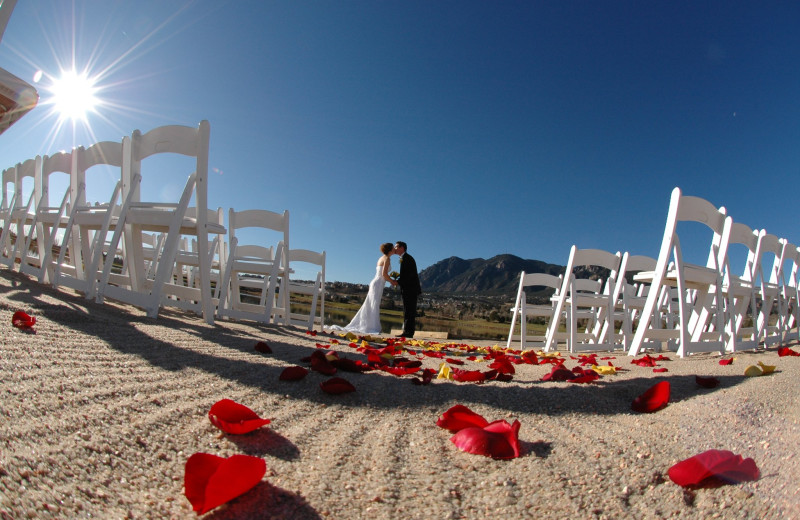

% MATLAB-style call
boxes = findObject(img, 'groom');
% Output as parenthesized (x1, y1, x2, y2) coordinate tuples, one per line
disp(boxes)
(394, 241, 421, 338)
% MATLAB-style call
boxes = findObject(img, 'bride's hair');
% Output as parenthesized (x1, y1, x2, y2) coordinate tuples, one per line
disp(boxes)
(380, 243, 393, 255)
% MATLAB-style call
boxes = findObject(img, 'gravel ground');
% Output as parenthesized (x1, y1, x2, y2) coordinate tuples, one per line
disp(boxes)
(0, 268, 798, 519)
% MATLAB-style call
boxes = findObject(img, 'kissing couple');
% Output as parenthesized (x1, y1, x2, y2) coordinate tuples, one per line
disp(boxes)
(328, 241, 421, 336)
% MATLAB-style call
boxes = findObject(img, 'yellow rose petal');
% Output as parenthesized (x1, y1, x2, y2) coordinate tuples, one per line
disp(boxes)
(592, 365, 617, 376)
(757, 361, 776, 375)
(744, 365, 763, 377)
(437, 362, 453, 380)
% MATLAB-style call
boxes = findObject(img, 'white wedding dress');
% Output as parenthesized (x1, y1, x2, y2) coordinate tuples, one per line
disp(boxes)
(329, 264, 386, 334)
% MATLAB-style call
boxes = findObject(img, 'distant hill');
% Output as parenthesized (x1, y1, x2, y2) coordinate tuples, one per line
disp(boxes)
(419, 254, 610, 296)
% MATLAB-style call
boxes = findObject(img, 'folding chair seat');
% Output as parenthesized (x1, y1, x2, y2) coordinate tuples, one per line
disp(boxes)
(544, 247, 625, 353)
(628, 187, 732, 357)
(274, 247, 326, 331)
(19, 150, 73, 283)
(754, 233, 787, 347)
(50, 139, 128, 298)
(216, 208, 289, 325)
(505, 271, 563, 350)
(97, 121, 225, 324)
(720, 223, 764, 352)
(0, 157, 40, 269)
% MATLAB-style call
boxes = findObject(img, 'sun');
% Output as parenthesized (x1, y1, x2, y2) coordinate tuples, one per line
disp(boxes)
(48, 69, 99, 122)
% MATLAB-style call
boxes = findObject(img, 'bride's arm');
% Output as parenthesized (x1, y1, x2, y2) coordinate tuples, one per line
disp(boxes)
(381, 257, 394, 283)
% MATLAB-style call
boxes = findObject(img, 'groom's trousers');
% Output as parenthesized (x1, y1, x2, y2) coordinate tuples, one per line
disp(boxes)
(401, 291, 418, 337)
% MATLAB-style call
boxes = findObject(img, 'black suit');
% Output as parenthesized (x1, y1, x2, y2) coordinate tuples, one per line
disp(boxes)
(398, 253, 421, 337)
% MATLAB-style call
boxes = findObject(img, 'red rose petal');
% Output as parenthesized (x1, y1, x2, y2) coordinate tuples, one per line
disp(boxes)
(695, 375, 720, 388)
(330, 358, 366, 372)
(412, 368, 437, 385)
(381, 365, 420, 376)
(450, 419, 521, 459)
(668, 449, 760, 488)
(320, 377, 355, 394)
(718, 358, 734, 365)
(631, 381, 670, 413)
(11, 311, 35, 329)
(254, 341, 272, 353)
(279, 366, 309, 381)
(631, 355, 658, 367)
(541, 365, 576, 381)
(778, 347, 800, 357)
(184, 453, 266, 514)
(451, 368, 486, 383)
(653, 367, 669, 373)
(488, 359, 515, 374)
(436, 405, 490, 432)
(208, 399, 270, 435)
(310, 351, 337, 375)
(569, 372, 600, 383)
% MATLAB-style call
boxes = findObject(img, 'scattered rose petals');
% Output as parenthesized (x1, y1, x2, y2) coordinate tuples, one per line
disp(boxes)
(778, 347, 800, 357)
(653, 367, 668, 373)
(208, 399, 270, 435)
(668, 449, 759, 488)
(279, 366, 308, 381)
(254, 341, 272, 353)
(719, 358, 734, 365)
(695, 375, 720, 388)
(11, 311, 35, 329)
(320, 377, 355, 394)
(184, 453, 266, 514)
(436, 405, 489, 432)
(631, 381, 670, 413)
(450, 420, 521, 459)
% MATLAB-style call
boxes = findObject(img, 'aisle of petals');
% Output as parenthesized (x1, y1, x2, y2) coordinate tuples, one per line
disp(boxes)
(9, 311, 800, 514)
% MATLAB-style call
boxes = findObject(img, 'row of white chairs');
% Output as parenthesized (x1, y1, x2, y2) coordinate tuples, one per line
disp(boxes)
(0, 121, 326, 330)
(507, 187, 799, 357)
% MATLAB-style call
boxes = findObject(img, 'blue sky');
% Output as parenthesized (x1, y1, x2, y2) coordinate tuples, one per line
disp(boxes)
(1, 1, 798, 284)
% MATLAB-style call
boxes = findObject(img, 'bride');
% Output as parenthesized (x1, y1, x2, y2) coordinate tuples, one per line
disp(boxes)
(328, 242, 397, 334)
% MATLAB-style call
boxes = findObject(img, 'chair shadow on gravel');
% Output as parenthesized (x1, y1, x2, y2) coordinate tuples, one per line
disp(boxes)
(205, 480, 322, 520)
(225, 428, 301, 461)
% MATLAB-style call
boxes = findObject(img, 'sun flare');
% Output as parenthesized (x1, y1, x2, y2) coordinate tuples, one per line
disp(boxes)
(49, 69, 99, 121)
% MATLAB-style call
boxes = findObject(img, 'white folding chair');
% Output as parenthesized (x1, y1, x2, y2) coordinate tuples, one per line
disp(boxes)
(97, 121, 224, 324)
(505, 271, 563, 350)
(51, 139, 128, 298)
(754, 233, 787, 347)
(544, 247, 625, 353)
(614, 254, 665, 352)
(628, 187, 732, 357)
(216, 209, 289, 325)
(781, 244, 800, 343)
(0, 157, 40, 269)
(720, 223, 764, 352)
(274, 247, 326, 331)
(19, 150, 73, 283)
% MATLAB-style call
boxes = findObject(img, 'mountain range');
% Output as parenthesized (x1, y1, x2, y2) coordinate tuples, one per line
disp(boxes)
(418, 254, 609, 296)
